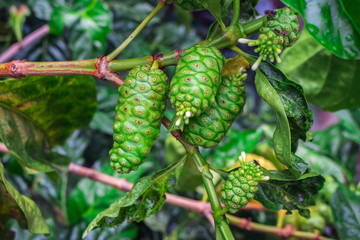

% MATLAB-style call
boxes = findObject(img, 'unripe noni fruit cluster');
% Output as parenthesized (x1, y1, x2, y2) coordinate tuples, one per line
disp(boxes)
(238, 7, 300, 70)
(221, 152, 269, 213)
(109, 46, 250, 174)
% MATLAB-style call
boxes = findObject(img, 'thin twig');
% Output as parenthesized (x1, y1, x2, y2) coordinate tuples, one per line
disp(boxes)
(0, 25, 50, 63)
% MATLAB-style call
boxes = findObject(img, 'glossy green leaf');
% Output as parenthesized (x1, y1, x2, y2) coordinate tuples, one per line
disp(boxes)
(278, 30, 360, 111)
(330, 184, 360, 240)
(211, 128, 264, 169)
(49, 0, 112, 59)
(259, 61, 313, 151)
(281, 0, 360, 59)
(256, 169, 325, 217)
(255, 63, 308, 176)
(0, 162, 49, 234)
(82, 160, 184, 238)
(338, 0, 360, 33)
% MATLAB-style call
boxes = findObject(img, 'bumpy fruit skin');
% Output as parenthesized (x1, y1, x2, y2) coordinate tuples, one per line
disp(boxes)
(183, 72, 247, 148)
(221, 156, 268, 213)
(109, 64, 167, 174)
(169, 45, 225, 127)
(239, 7, 300, 68)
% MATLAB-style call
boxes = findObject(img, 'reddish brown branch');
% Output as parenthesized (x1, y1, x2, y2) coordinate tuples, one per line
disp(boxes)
(0, 25, 50, 63)
(0, 143, 10, 154)
(94, 56, 124, 86)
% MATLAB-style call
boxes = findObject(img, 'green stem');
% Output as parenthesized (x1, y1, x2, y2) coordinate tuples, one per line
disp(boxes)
(242, 15, 267, 36)
(0, 17, 266, 78)
(106, 1, 166, 61)
(188, 147, 235, 240)
(230, 0, 240, 26)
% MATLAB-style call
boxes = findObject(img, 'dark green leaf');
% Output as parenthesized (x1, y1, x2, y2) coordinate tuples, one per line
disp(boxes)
(330, 184, 360, 240)
(255, 63, 308, 176)
(0, 76, 97, 145)
(211, 128, 264, 169)
(255, 169, 325, 217)
(338, 0, 360, 33)
(49, 0, 112, 59)
(239, 0, 259, 22)
(82, 160, 184, 238)
(281, 0, 360, 59)
(278, 30, 360, 111)
(0, 75, 96, 171)
(259, 61, 313, 151)
(0, 162, 49, 234)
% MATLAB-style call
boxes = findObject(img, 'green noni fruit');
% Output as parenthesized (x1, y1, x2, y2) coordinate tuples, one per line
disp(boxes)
(221, 152, 269, 213)
(109, 63, 167, 174)
(169, 45, 225, 130)
(238, 7, 300, 70)
(183, 57, 248, 148)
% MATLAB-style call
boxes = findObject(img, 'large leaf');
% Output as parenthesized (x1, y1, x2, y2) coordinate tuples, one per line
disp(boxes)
(49, 0, 112, 60)
(281, 0, 360, 59)
(82, 160, 184, 238)
(330, 184, 360, 240)
(0, 75, 96, 171)
(338, 0, 360, 34)
(259, 61, 313, 151)
(255, 62, 309, 176)
(278, 30, 360, 111)
(255, 169, 325, 218)
(0, 76, 96, 145)
(0, 162, 49, 234)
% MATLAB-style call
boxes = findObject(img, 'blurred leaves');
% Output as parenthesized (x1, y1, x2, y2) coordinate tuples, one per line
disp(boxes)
(83, 160, 184, 238)
(278, 30, 360, 111)
(49, 0, 112, 59)
(281, 0, 360, 59)
(67, 164, 145, 224)
(297, 110, 359, 184)
(211, 128, 264, 169)
(0, 162, 49, 234)
(330, 184, 360, 240)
